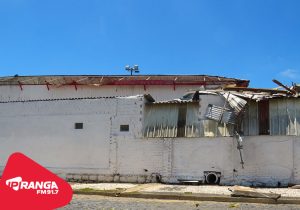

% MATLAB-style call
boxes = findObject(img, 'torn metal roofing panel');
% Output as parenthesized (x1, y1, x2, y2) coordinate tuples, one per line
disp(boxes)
(205, 104, 236, 124)
(223, 86, 288, 94)
(221, 92, 247, 114)
(293, 84, 300, 92)
(230, 91, 292, 101)
(272, 79, 297, 95)
(222, 86, 299, 102)
(223, 83, 300, 101)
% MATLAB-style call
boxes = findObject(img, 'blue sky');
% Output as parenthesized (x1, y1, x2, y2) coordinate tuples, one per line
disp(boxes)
(0, 0, 300, 87)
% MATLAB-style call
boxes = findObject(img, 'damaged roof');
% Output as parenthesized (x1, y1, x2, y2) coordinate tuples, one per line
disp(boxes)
(223, 86, 299, 101)
(0, 75, 249, 87)
(148, 85, 300, 119)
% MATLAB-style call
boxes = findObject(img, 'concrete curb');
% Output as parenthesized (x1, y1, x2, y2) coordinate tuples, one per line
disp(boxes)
(73, 190, 300, 205)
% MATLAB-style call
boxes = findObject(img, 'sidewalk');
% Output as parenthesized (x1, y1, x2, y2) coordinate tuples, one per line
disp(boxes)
(71, 183, 300, 204)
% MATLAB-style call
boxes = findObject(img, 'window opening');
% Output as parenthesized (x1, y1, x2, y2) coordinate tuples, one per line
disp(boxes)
(75, 123, 83, 129)
(177, 104, 187, 137)
(258, 100, 269, 135)
(120, 125, 129, 132)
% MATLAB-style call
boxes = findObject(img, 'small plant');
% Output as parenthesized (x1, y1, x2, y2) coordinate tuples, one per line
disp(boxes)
(228, 203, 240, 208)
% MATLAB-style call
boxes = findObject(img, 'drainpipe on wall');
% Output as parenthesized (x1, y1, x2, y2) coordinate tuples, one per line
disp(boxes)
(234, 131, 245, 169)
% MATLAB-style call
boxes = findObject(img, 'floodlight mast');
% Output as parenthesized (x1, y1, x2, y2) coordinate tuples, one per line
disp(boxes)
(125, 65, 140, 76)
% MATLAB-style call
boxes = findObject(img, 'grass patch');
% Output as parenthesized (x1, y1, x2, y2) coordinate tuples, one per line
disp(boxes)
(74, 188, 127, 194)
(76, 188, 95, 192)
(228, 203, 240, 208)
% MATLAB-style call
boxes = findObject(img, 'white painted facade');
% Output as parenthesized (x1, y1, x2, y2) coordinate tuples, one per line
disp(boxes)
(0, 84, 208, 102)
(0, 93, 299, 187)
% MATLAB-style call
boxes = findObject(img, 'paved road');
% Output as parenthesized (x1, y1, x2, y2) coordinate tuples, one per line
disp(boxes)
(61, 195, 300, 210)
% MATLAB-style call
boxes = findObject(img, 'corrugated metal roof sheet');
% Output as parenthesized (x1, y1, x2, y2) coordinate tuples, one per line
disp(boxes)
(0, 95, 145, 103)
(0, 96, 116, 103)
(221, 92, 247, 114)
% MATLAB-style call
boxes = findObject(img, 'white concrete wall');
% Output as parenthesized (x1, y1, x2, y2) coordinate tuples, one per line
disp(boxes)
(164, 136, 299, 187)
(171, 138, 234, 183)
(0, 84, 206, 102)
(232, 136, 296, 187)
(0, 96, 145, 177)
(0, 96, 299, 186)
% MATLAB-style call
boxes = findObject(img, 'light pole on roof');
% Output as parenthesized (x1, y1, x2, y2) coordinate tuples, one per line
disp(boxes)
(125, 65, 139, 76)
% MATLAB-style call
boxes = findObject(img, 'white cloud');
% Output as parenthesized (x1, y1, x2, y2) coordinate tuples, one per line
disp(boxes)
(280, 69, 299, 80)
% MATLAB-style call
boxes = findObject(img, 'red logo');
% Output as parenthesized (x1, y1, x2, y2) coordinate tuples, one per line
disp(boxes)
(0, 153, 73, 210)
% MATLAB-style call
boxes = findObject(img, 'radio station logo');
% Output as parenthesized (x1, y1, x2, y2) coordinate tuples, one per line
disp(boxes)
(0, 153, 73, 210)
(6, 176, 59, 194)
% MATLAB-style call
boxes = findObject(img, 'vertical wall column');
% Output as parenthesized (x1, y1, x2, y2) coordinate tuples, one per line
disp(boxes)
(109, 115, 118, 175)
(161, 139, 175, 183)
(293, 137, 300, 183)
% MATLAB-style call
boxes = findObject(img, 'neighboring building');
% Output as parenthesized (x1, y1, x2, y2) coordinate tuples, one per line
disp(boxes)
(0, 75, 299, 187)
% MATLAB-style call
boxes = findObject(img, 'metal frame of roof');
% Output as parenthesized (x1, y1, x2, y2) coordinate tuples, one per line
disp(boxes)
(0, 75, 249, 90)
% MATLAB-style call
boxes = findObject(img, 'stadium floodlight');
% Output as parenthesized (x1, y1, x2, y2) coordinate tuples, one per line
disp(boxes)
(125, 65, 140, 75)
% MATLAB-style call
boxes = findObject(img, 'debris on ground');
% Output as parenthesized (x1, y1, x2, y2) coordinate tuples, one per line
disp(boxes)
(228, 185, 281, 200)
(290, 185, 300, 189)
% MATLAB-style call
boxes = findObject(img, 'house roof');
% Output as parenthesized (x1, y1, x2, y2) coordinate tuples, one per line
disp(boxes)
(0, 75, 249, 88)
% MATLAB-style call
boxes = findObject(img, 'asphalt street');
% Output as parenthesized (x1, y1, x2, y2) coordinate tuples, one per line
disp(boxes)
(60, 194, 300, 210)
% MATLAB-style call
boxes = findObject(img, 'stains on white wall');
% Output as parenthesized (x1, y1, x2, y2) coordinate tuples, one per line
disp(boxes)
(0, 95, 299, 186)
